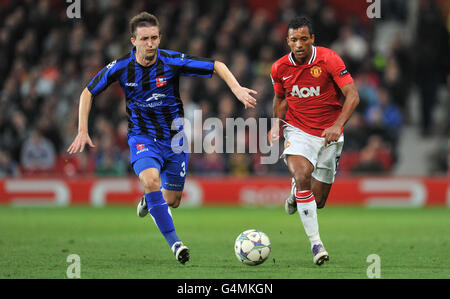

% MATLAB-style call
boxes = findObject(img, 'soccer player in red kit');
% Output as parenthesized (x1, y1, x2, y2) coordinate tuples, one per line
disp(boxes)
(268, 16, 360, 265)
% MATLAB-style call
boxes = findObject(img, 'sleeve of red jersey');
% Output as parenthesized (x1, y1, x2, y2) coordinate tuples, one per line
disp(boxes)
(327, 50, 354, 88)
(270, 63, 285, 96)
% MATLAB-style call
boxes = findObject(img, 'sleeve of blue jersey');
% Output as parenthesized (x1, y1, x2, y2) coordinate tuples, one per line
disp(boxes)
(161, 49, 215, 78)
(179, 54, 215, 78)
(87, 60, 125, 97)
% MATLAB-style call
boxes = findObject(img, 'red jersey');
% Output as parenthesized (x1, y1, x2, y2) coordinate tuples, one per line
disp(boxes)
(270, 46, 353, 137)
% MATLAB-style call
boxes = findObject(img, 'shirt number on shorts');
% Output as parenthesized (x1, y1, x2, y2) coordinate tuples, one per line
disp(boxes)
(180, 161, 186, 177)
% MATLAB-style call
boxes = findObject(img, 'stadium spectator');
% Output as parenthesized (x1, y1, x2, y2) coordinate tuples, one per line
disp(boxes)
(342, 112, 367, 152)
(364, 87, 403, 148)
(20, 129, 56, 174)
(382, 55, 409, 115)
(228, 153, 251, 177)
(0, 149, 19, 177)
(189, 151, 227, 176)
(331, 25, 369, 71)
(350, 135, 391, 174)
(3, 110, 29, 163)
(413, 0, 448, 136)
(59, 150, 95, 177)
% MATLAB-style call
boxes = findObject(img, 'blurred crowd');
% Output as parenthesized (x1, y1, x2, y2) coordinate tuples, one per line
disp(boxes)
(0, 0, 448, 178)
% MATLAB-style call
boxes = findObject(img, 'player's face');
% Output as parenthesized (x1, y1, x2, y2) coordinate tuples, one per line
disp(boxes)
(131, 26, 161, 62)
(287, 27, 315, 63)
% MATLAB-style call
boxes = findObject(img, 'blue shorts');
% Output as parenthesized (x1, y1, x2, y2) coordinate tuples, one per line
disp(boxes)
(128, 135, 188, 191)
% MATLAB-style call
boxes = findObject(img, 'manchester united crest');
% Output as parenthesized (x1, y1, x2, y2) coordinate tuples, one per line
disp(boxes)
(310, 65, 322, 78)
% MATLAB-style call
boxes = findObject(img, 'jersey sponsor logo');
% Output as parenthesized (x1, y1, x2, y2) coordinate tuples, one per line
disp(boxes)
(125, 82, 138, 87)
(282, 75, 293, 81)
(145, 93, 166, 102)
(310, 66, 322, 78)
(156, 76, 167, 87)
(339, 69, 348, 76)
(136, 100, 163, 108)
(290, 85, 320, 98)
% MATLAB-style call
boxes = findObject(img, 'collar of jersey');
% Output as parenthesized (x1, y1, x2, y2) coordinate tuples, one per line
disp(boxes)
(131, 46, 160, 68)
(288, 45, 316, 66)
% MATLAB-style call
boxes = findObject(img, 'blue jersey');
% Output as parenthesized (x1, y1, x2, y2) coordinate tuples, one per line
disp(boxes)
(87, 47, 215, 140)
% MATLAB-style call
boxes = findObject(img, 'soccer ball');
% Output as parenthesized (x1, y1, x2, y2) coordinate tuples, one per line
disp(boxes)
(234, 229, 271, 266)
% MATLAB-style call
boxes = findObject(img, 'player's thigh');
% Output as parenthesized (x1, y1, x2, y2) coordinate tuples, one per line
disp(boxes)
(129, 135, 164, 192)
(282, 126, 322, 189)
(286, 155, 315, 190)
(281, 126, 322, 168)
(312, 134, 344, 184)
(311, 135, 344, 208)
(133, 157, 162, 193)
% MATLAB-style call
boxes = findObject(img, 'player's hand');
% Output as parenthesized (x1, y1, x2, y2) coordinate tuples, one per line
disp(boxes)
(321, 124, 341, 147)
(232, 86, 257, 109)
(268, 119, 280, 146)
(67, 131, 95, 154)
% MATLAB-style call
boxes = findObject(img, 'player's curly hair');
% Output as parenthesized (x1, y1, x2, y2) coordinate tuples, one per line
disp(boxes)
(287, 16, 314, 36)
(129, 12, 160, 38)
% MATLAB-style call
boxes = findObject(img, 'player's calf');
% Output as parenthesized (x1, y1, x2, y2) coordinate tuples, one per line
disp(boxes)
(169, 201, 180, 209)
(316, 199, 326, 209)
(311, 178, 332, 209)
(163, 189, 183, 209)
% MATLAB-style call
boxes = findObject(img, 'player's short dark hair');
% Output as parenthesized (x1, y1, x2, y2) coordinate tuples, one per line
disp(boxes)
(130, 12, 160, 38)
(287, 16, 314, 36)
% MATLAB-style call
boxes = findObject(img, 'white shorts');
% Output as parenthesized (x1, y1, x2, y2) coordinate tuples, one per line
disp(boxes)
(280, 125, 344, 184)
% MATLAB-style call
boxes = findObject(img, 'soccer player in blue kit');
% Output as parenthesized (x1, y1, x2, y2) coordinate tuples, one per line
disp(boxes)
(67, 12, 257, 264)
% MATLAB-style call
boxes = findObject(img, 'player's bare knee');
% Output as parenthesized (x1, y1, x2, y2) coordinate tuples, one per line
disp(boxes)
(294, 172, 312, 190)
(140, 175, 160, 191)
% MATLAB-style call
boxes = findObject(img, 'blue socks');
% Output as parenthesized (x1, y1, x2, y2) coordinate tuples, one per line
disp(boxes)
(145, 191, 180, 248)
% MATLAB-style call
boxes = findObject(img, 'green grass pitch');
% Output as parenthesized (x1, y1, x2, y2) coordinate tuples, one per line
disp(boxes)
(0, 205, 448, 279)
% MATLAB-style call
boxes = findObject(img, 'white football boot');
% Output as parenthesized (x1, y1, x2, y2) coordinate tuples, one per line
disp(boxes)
(312, 243, 329, 266)
(137, 196, 148, 217)
(171, 241, 190, 264)
(285, 177, 297, 215)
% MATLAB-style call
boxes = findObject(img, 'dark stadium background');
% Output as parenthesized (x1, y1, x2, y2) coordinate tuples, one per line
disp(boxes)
(0, 0, 448, 206)
(0, 0, 449, 281)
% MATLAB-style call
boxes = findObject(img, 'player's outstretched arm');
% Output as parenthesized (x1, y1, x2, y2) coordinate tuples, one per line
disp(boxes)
(67, 88, 96, 154)
(321, 82, 360, 146)
(268, 93, 287, 146)
(213, 61, 257, 109)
